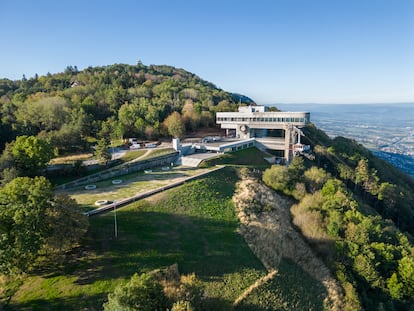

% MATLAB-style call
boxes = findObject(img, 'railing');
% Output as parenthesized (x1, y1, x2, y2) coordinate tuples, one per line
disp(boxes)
(84, 165, 225, 217)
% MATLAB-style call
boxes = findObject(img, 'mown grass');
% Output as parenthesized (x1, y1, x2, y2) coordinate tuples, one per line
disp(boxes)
(118, 149, 147, 162)
(201, 147, 270, 167)
(63, 166, 213, 211)
(48, 148, 174, 186)
(139, 147, 176, 160)
(7, 167, 267, 310)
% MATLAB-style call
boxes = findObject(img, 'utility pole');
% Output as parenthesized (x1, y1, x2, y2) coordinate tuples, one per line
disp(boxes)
(114, 200, 118, 238)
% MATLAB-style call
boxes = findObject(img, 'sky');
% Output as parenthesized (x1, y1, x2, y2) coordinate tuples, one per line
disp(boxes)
(1, 0, 413, 104)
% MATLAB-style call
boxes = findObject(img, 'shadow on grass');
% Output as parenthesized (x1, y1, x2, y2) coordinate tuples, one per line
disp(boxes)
(235, 258, 328, 311)
(6, 293, 106, 311)
(72, 209, 264, 286)
(12, 167, 261, 310)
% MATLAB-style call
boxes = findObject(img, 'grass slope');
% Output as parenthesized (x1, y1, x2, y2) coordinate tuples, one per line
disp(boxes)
(235, 259, 327, 311)
(8, 167, 266, 310)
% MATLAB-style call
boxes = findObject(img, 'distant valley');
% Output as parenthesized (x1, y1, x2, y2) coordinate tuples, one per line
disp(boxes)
(276, 103, 414, 178)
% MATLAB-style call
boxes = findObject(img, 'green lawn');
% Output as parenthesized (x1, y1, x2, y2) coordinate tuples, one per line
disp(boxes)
(61, 166, 214, 211)
(118, 149, 147, 162)
(8, 167, 266, 310)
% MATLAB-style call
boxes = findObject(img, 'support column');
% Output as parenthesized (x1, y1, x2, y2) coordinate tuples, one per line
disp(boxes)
(284, 125, 292, 163)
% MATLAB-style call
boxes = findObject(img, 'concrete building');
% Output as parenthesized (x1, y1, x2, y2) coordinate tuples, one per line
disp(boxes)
(216, 106, 310, 162)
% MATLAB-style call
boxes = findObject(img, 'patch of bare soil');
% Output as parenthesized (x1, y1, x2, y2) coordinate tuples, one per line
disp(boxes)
(232, 170, 344, 311)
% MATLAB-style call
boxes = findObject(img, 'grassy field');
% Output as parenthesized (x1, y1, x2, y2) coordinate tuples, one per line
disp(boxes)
(60, 166, 214, 211)
(235, 259, 328, 311)
(5, 148, 328, 310)
(7, 167, 266, 310)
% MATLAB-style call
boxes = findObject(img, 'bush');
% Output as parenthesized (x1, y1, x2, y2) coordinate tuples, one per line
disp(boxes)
(171, 300, 194, 311)
(103, 273, 167, 311)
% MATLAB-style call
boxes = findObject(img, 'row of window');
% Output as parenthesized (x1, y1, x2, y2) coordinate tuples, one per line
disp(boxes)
(217, 117, 308, 123)
(222, 142, 255, 153)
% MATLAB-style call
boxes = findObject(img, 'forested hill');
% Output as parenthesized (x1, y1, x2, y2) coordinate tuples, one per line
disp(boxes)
(0, 63, 253, 151)
(263, 125, 414, 309)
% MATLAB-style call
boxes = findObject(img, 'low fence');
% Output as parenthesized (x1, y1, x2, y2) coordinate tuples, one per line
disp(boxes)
(85, 165, 225, 217)
(55, 152, 179, 190)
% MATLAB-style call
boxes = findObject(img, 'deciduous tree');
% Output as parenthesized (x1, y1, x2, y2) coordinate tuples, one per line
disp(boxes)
(164, 111, 185, 138)
(0, 176, 87, 274)
(3, 135, 55, 176)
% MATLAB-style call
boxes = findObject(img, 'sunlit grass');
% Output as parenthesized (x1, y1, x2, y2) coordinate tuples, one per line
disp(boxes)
(62, 166, 214, 209)
(9, 167, 266, 310)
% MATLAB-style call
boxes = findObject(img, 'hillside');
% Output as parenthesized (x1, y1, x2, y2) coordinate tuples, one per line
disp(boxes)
(261, 124, 414, 310)
(1, 63, 414, 310)
(0, 63, 253, 152)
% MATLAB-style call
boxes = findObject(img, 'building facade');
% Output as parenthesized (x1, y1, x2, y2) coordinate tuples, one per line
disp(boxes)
(216, 106, 310, 162)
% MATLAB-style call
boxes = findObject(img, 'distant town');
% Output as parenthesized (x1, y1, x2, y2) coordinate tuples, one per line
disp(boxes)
(276, 103, 414, 178)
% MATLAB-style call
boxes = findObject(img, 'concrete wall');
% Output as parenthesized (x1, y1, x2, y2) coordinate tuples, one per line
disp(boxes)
(55, 152, 179, 190)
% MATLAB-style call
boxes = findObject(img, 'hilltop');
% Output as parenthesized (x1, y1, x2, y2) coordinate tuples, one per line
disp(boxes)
(0, 63, 254, 152)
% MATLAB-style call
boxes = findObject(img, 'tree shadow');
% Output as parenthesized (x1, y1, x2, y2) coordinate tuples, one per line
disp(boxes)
(12, 204, 266, 310)
(5, 293, 106, 311)
(71, 209, 264, 286)
(234, 258, 328, 311)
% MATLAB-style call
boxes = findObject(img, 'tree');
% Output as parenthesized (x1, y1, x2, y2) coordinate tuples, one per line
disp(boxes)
(0, 176, 87, 274)
(378, 182, 398, 216)
(14, 96, 69, 133)
(398, 256, 414, 299)
(4, 135, 55, 176)
(103, 272, 167, 311)
(262, 165, 292, 195)
(387, 273, 403, 300)
(288, 156, 305, 180)
(175, 273, 204, 309)
(304, 166, 330, 193)
(44, 194, 89, 255)
(164, 111, 185, 138)
(0, 176, 51, 273)
(171, 301, 194, 311)
(338, 163, 354, 186)
(95, 138, 112, 165)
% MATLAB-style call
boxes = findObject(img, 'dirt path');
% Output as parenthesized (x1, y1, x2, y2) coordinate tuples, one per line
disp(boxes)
(233, 269, 278, 307)
(232, 172, 344, 310)
(129, 149, 152, 162)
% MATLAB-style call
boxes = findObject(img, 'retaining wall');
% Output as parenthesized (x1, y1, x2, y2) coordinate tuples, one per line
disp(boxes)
(85, 165, 225, 216)
(55, 152, 179, 190)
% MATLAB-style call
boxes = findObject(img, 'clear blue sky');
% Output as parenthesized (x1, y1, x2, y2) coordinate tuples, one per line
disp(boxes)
(1, 0, 413, 104)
